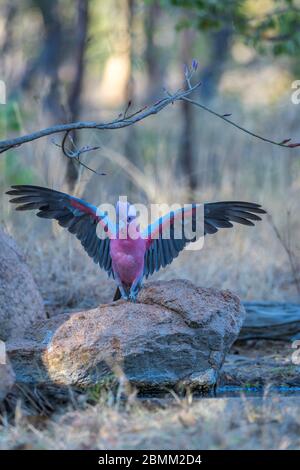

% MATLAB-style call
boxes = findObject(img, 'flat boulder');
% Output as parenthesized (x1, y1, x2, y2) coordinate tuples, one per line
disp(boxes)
(219, 340, 300, 388)
(7, 280, 245, 393)
(0, 229, 46, 342)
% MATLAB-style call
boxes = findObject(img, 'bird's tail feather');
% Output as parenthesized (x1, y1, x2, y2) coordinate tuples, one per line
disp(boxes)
(113, 287, 121, 301)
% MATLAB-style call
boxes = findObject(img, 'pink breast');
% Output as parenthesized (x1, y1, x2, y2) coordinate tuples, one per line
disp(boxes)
(110, 237, 146, 286)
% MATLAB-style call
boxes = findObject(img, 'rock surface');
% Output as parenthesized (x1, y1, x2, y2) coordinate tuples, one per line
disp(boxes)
(0, 228, 46, 341)
(219, 340, 300, 388)
(0, 359, 15, 402)
(220, 355, 300, 388)
(7, 280, 245, 393)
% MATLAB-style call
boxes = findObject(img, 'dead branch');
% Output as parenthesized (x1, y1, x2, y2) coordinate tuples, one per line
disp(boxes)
(0, 75, 201, 155)
(1, 62, 299, 156)
(181, 97, 300, 149)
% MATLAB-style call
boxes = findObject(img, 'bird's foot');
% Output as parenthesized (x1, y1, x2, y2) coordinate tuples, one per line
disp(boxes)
(129, 290, 138, 302)
(118, 287, 129, 300)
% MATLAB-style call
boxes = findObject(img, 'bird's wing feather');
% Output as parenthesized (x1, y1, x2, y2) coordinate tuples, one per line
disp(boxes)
(142, 205, 199, 277)
(143, 201, 266, 277)
(6, 185, 115, 274)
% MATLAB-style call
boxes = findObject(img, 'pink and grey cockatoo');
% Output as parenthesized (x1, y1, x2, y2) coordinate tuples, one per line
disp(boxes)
(7, 185, 266, 301)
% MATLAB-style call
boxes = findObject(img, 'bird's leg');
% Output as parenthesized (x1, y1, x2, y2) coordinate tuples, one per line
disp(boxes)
(118, 283, 129, 300)
(119, 285, 129, 300)
(114, 272, 129, 300)
(129, 275, 143, 302)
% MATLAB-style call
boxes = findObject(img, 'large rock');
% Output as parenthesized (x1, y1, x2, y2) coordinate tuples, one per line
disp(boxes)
(0, 357, 15, 402)
(7, 280, 245, 393)
(0, 229, 46, 341)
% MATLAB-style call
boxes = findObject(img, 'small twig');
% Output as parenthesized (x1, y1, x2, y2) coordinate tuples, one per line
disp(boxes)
(61, 130, 72, 158)
(75, 157, 106, 176)
(182, 96, 300, 149)
(61, 130, 101, 158)
(123, 100, 132, 119)
(268, 213, 300, 296)
(55, 131, 105, 176)
(124, 104, 148, 120)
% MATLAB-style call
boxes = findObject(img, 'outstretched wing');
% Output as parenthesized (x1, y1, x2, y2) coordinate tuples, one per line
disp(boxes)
(143, 201, 266, 278)
(6, 185, 115, 274)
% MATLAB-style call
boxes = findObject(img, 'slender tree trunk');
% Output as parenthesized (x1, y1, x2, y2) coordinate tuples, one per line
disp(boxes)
(200, 27, 232, 102)
(66, 0, 89, 189)
(198, 27, 232, 189)
(179, 28, 197, 195)
(0, 2, 17, 57)
(144, 0, 163, 102)
(124, 0, 138, 168)
(20, 0, 63, 119)
(126, 0, 135, 102)
(12, 0, 89, 190)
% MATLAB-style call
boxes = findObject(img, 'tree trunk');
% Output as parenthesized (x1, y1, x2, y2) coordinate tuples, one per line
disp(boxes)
(20, 0, 63, 120)
(66, 0, 89, 189)
(12, 0, 89, 190)
(0, 2, 17, 57)
(124, 0, 138, 171)
(179, 28, 197, 196)
(200, 27, 232, 102)
(144, 1, 163, 102)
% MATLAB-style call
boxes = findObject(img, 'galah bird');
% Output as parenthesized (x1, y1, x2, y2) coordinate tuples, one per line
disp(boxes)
(7, 185, 266, 301)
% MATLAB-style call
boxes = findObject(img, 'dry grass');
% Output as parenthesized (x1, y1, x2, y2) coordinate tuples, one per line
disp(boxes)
(1, 394, 300, 450)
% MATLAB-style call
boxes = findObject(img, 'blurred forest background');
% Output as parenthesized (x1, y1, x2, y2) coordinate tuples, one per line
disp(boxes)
(1, 0, 300, 308)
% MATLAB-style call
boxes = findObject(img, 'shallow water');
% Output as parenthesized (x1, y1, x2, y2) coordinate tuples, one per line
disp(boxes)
(216, 385, 300, 398)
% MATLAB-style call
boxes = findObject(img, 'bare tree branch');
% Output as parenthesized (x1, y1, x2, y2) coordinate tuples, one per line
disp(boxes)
(1, 64, 299, 156)
(182, 96, 300, 149)
(0, 79, 201, 155)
